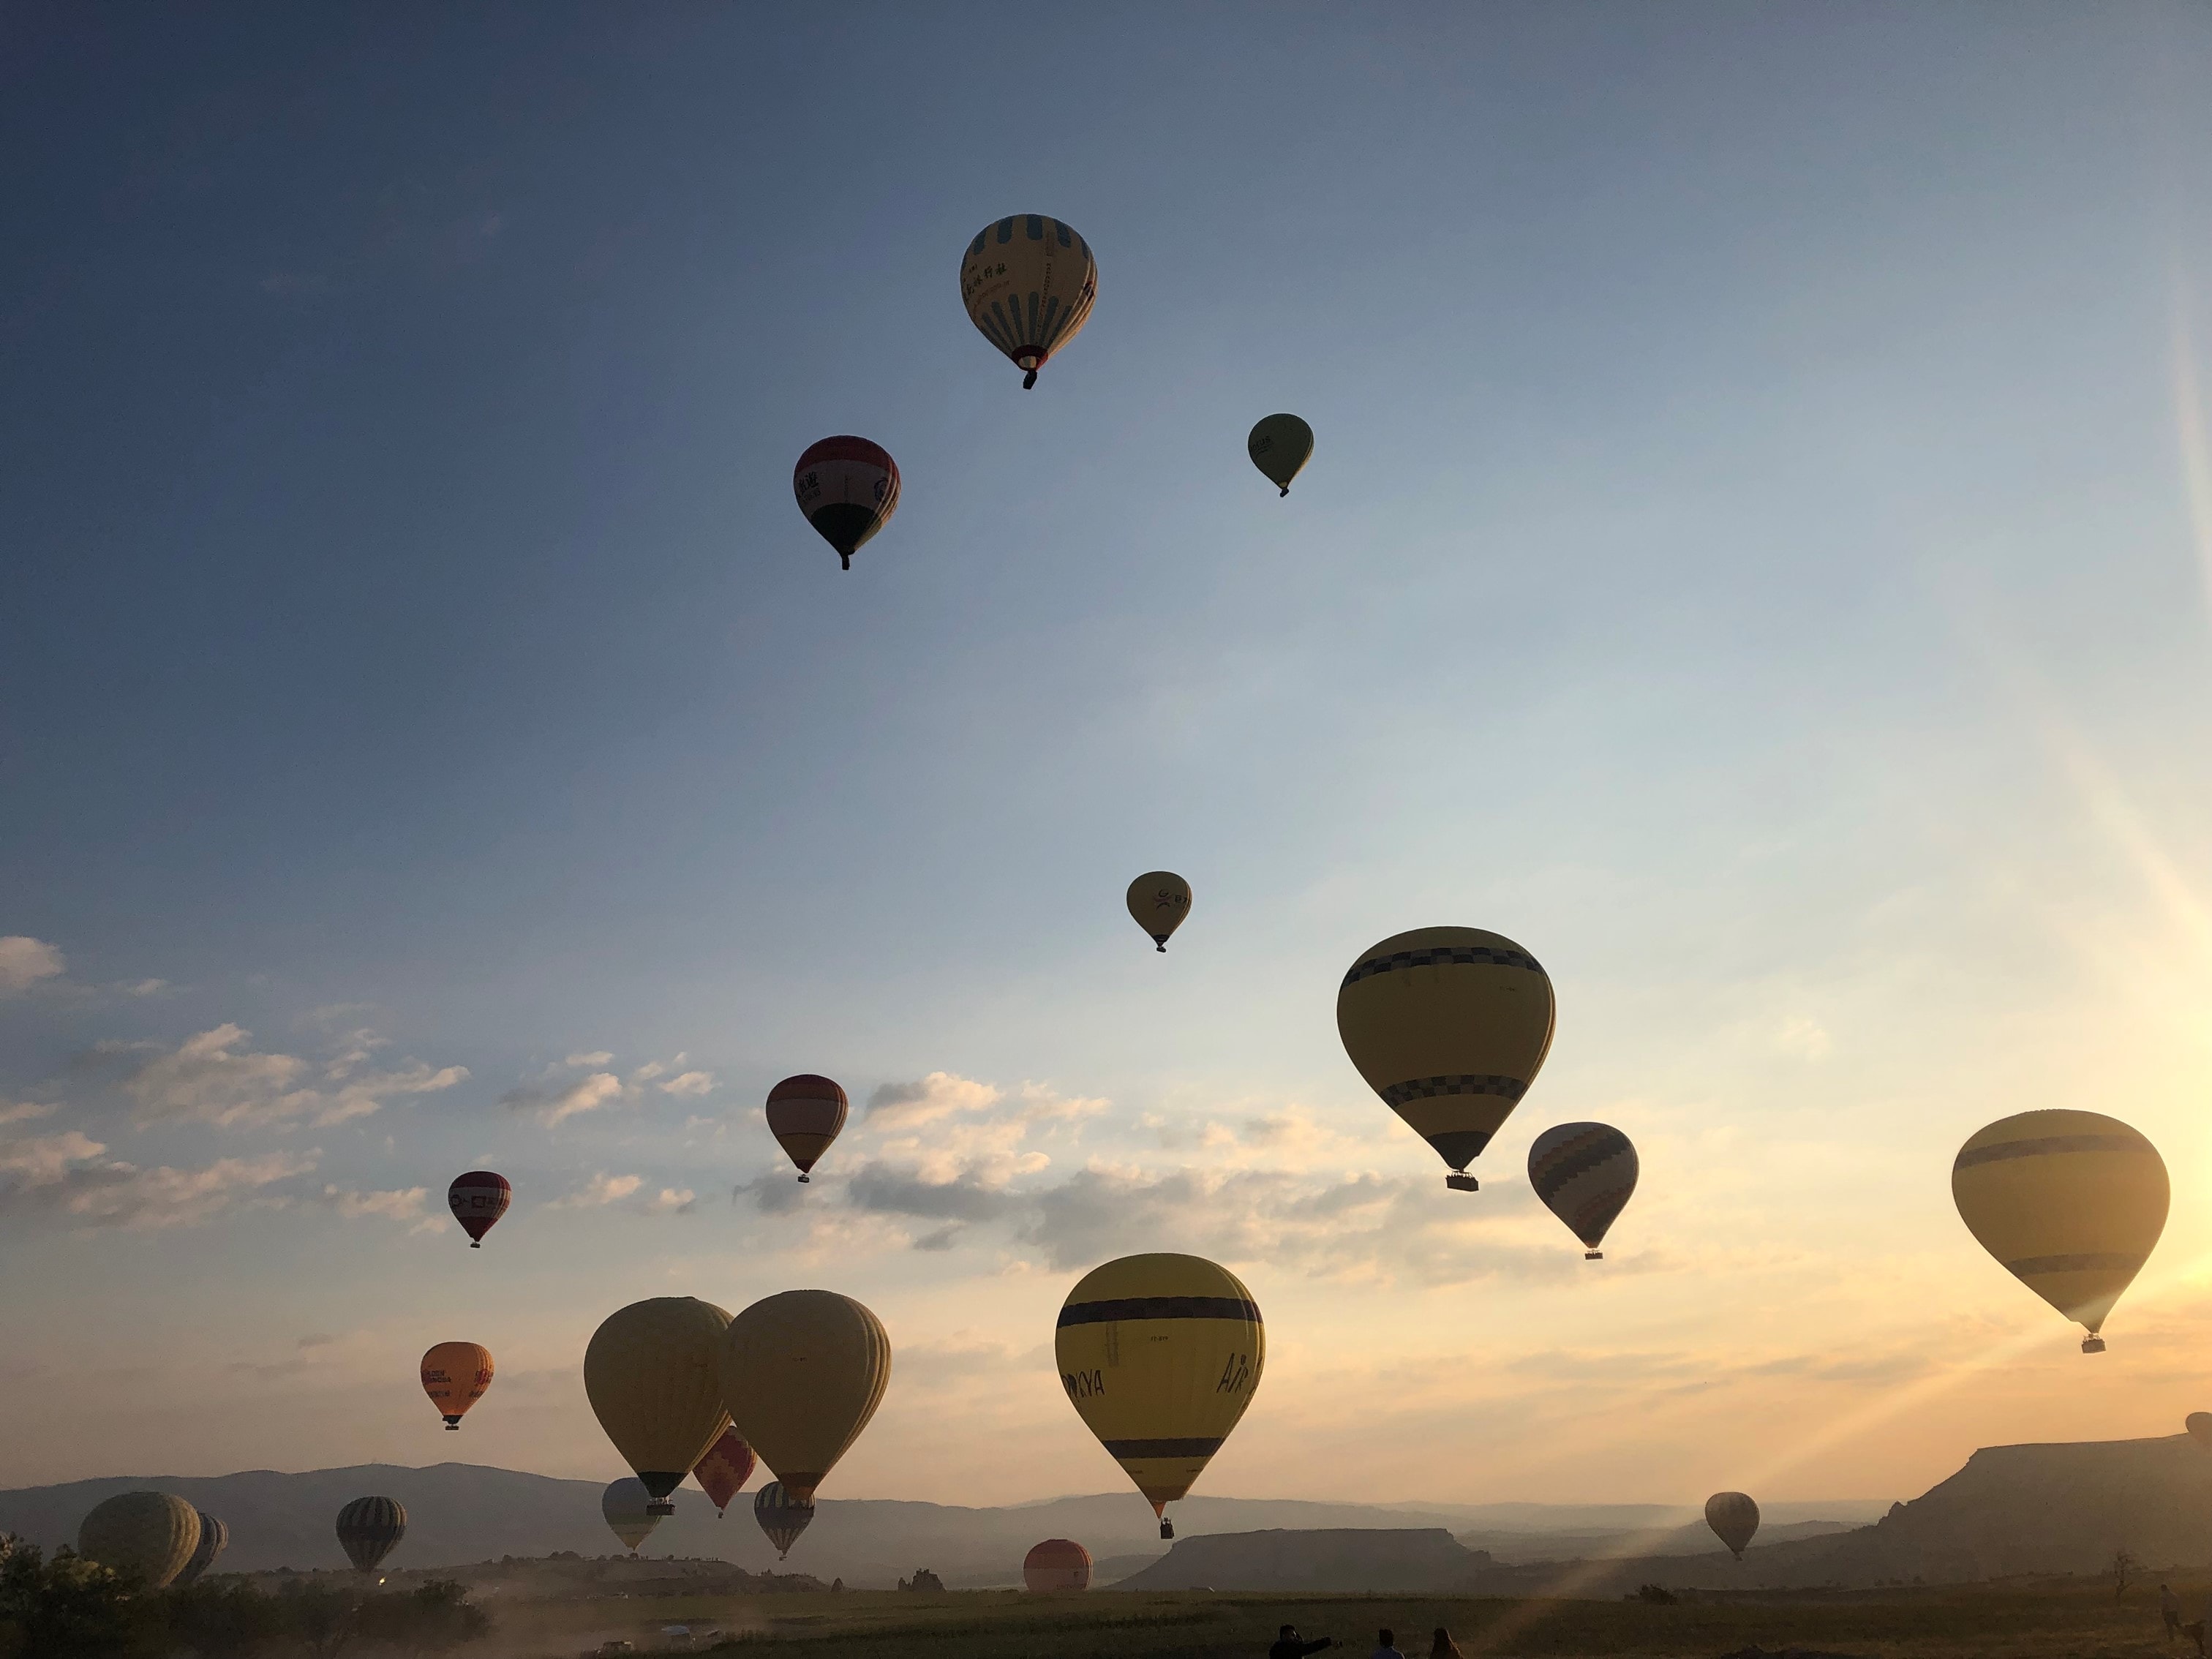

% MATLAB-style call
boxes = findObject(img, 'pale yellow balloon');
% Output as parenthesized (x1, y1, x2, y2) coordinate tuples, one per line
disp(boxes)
(1126, 872, 1192, 952)
(960, 216, 1097, 388)
(1336, 926, 1555, 1190)
(78, 1491, 200, 1588)
(720, 1290, 890, 1504)
(1054, 1253, 1264, 1538)
(1952, 1109, 2167, 1352)
(585, 1298, 734, 1513)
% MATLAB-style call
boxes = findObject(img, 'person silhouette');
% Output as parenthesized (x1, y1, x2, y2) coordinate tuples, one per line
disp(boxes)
(1271, 1626, 1334, 1659)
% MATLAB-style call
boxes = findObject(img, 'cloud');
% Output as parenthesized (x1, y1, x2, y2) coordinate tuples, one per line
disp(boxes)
(658, 1070, 714, 1097)
(867, 1072, 1004, 1126)
(0, 936, 65, 993)
(847, 1162, 1020, 1224)
(116, 1024, 466, 1129)
(553, 1171, 693, 1215)
(0, 1100, 53, 1127)
(317, 1184, 432, 1224)
(565, 1051, 614, 1068)
(507, 1052, 713, 1124)
(1775, 1016, 1833, 1060)
(505, 1069, 624, 1126)
(0, 1143, 319, 1230)
(114, 979, 170, 998)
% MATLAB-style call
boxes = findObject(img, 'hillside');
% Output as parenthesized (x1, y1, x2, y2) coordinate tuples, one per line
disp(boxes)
(1116, 1528, 1486, 1592)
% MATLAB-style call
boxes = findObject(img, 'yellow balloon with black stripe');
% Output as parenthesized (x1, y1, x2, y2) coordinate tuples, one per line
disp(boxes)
(1952, 1109, 2167, 1353)
(1336, 926, 1555, 1192)
(1055, 1254, 1263, 1539)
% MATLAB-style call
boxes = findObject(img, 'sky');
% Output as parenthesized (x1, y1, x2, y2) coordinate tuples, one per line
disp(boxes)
(7, 2, 2212, 1519)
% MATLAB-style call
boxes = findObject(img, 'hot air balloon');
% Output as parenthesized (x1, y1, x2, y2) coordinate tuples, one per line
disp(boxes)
(1246, 415, 1314, 497)
(601, 1478, 662, 1554)
(753, 1483, 814, 1559)
(447, 1170, 510, 1247)
(1705, 1491, 1759, 1560)
(693, 1429, 758, 1516)
(1126, 873, 1191, 952)
(960, 215, 1097, 388)
(175, 1512, 228, 1586)
(1336, 926, 1554, 1192)
(1527, 1123, 1638, 1259)
(794, 437, 900, 571)
(586, 1298, 734, 1516)
(1023, 1538, 1091, 1592)
(2188, 1413, 2212, 1451)
(1055, 1252, 1263, 1540)
(335, 1497, 406, 1573)
(421, 1341, 494, 1428)
(766, 1075, 849, 1184)
(78, 1492, 200, 1588)
(720, 1290, 890, 1505)
(1952, 1109, 2168, 1353)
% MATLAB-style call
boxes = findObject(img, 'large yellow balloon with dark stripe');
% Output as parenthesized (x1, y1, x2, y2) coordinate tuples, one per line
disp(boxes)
(1952, 1109, 2167, 1353)
(1336, 926, 1554, 1189)
(1055, 1253, 1263, 1539)
(78, 1491, 200, 1588)
(960, 215, 1097, 389)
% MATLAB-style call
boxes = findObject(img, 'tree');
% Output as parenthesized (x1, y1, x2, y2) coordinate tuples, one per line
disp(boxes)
(0, 1540, 157, 1659)
(2110, 1549, 2138, 1603)
(353, 1581, 489, 1655)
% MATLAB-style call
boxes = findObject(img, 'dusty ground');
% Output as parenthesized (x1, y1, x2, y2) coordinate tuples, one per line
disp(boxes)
(486, 1579, 2211, 1659)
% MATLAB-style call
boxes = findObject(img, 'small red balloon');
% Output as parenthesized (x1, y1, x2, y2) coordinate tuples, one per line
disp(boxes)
(447, 1170, 511, 1247)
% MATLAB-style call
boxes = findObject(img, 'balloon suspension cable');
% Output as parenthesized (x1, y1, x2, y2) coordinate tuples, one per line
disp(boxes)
(1023, 369, 1038, 389)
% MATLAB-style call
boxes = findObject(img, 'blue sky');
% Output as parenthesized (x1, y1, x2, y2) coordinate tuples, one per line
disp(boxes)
(7, 3, 2212, 1513)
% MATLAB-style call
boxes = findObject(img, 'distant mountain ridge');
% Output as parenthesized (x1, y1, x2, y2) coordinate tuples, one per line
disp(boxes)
(0, 1464, 1881, 1590)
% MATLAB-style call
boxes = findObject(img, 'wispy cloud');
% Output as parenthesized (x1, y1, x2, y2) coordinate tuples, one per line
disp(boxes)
(113, 1023, 466, 1129)
(552, 1171, 694, 1214)
(0, 936, 65, 994)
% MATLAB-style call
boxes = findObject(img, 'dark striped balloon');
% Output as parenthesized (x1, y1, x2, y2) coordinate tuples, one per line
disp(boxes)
(1527, 1122, 1638, 1258)
(175, 1512, 228, 1584)
(753, 1482, 814, 1559)
(335, 1496, 406, 1573)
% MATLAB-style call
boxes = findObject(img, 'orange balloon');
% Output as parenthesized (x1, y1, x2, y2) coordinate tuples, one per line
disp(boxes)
(421, 1342, 494, 1430)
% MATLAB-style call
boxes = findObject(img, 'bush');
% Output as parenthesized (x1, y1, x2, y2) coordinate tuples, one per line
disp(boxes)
(0, 1538, 157, 1659)
(1631, 1584, 1679, 1605)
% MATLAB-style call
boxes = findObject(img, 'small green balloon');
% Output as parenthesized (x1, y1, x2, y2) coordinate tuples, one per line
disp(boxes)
(1246, 414, 1314, 497)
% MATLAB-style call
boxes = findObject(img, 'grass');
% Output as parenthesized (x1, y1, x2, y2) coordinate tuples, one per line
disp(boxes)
(496, 1579, 2201, 1659)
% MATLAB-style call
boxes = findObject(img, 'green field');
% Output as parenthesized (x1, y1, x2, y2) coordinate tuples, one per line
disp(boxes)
(494, 1582, 2201, 1659)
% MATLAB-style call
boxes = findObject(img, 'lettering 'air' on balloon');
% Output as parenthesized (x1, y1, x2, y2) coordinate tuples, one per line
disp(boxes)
(586, 1298, 735, 1516)
(753, 1482, 814, 1559)
(1706, 1491, 1759, 1560)
(1246, 414, 1314, 497)
(1336, 926, 1556, 1192)
(420, 1342, 494, 1429)
(601, 1478, 661, 1554)
(2188, 1412, 2212, 1452)
(447, 1170, 510, 1248)
(766, 1075, 849, 1184)
(78, 1491, 200, 1588)
(335, 1496, 407, 1574)
(1527, 1122, 1638, 1259)
(794, 437, 900, 571)
(1952, 1109, 2168, 1354)
(176, 1512, 228, 1586)
(1023, 1538, 1092, 1592)
(693, 1428, 758, 1516)
(960, 216, 1097, 388)
(720, 1290, 891, 1505)
(1126, 872, 1191, 952)
(1055, 1252, 1264, 1540)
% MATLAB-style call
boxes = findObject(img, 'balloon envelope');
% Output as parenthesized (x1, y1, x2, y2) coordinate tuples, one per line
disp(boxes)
(447, 1170, 510, 1246)
(1706, 1491, 1759, 1559)
(1527, 1122, 1638, 1256)
(693, 1429, 758, 1515)
(794, 437, 900, 570)
(601, 1478, 662, 1554)
(1337, 926, 1555, 1189)
(1055, 1253, 1263, 1538)
(1126, 873, 1191, 952)
(753, 1482, 815, 1559)
(586, 1298, 734, 1513)
(1023, 1538, 1092, 1592)
(335, 1497, 407, 1573)
(1952, 1109, 2167, 1351)
(1246, 414, 1314, 496)
(175, 1513, 228, 1586)
(78, 1491, 200, 1588)
(960, 215, 1097, 388)
(421, 1342, 494, 1428)
(720, 1290, 891, 1504)
(766, 1075, 849, 1181)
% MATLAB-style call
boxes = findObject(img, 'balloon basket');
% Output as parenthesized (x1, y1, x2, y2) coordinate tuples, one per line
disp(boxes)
(468, 1239, 481, 1249)
(797, 1174, 810, 1184)
(1159, 1520, 1174, 1540)
(1445, 1173, 1478, 1192)
(647, 1500, 675, 1517)
(1584, 1250, 1602, 1260)
(2083, 1335, 2107, 1353)
(443, 1418, 462, 1429)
